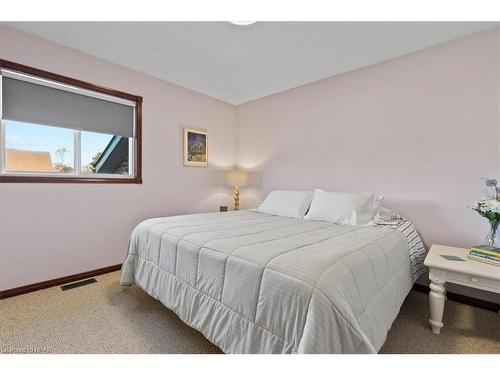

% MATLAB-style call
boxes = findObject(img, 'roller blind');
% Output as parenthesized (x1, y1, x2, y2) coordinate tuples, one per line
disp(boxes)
(1, 73, 135, 138)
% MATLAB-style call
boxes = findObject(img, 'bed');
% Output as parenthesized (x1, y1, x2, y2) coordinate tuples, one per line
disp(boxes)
(120, 209, 426, 353)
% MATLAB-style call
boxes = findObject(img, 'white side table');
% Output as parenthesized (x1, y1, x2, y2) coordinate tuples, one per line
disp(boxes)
(424, 245, 500, 334)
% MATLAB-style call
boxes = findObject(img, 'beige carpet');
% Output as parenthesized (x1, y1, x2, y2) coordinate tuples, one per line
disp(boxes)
(1, 271, 498, 354)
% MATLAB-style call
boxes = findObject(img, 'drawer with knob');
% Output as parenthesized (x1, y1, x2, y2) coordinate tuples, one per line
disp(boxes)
(444, 270, 500, 294)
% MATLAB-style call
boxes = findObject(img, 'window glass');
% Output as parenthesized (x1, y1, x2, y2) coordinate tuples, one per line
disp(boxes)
(81, 131, 130, 175)
(4, 121, 74, 173)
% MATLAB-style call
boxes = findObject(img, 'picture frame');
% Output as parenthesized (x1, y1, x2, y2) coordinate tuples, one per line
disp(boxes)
(183, 128, 208, 167)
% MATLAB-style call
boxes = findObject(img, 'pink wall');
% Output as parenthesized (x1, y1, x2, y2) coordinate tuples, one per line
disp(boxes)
(237, 28, 500, 254)
(0, 26, 237, 290)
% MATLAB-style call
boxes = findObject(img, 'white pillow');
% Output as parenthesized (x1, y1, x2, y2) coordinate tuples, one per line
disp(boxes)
(256, 190, 313, 219)
(304, 189, 383, 225)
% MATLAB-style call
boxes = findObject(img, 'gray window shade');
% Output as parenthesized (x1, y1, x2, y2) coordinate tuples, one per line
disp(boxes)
(1, 76, 135, 138)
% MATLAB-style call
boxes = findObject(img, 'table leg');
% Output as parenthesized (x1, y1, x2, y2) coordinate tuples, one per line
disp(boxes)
(429, 278, 446, 334)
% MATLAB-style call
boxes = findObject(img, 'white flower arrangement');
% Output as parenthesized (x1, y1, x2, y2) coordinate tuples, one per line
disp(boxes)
(472, 178, 500, 246)
(473, 179, 500, 218)
(472, 198, 500, 218)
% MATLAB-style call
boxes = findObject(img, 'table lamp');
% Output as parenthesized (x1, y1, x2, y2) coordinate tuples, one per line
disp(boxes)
(224, 170, 248, 210)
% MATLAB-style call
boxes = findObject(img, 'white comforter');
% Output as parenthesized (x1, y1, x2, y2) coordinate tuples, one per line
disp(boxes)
(120, 210, 423, 353)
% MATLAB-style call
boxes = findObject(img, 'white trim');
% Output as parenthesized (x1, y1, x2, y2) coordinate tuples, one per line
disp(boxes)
(0, 120, 4, 174)
(74, 130, 81, 175)
(132, 106, 136, 138)
(0, 73, 3, 119)
(130, 106, 136, 175)
(128, 137, 135, 176)
(0, 171, 135, 179)
(1, 69, 136, 107)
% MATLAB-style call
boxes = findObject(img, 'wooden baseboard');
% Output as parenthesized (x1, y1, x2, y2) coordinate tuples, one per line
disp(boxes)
(0, 264, 122, 299)
(412, 284, 499, 313)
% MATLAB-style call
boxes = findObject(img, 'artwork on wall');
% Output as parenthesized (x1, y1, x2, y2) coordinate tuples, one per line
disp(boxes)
(183, 128, 208, 167)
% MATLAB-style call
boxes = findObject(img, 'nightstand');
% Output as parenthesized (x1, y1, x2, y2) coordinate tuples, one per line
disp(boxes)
(424, 244, 500, 334)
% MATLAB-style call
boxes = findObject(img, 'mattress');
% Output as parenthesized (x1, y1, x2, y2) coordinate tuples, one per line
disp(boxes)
(120, 210, 426, 353)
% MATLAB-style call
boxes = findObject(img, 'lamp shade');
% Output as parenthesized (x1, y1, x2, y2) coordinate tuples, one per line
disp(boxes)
(224, 170, 248, 188)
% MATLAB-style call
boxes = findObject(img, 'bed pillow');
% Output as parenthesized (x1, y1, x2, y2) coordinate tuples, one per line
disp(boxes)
(256, 190, 313, 218)
(304, 189, 382, 225)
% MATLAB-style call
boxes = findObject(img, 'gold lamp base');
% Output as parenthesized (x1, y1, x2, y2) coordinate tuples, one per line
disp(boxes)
(225, 170, 248, 211)
(233, 186, 240, 211)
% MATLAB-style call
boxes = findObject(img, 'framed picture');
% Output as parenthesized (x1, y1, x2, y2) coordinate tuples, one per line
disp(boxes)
(183, 128, 208, 167)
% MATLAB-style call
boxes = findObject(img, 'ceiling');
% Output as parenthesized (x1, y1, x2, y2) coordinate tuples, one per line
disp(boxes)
(3, 22, 497, 105)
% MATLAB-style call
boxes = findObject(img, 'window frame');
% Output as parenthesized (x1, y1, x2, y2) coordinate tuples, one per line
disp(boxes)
(0, 59, 142, 184)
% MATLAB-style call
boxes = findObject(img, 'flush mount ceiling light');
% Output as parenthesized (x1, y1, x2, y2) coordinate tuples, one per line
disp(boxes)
(229, 21, 257, 26)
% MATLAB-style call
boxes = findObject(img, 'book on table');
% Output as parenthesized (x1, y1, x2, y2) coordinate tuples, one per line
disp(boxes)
(469, 245, 500, 258)
(468, 245, 499, 267)
(467, 253, 500, 267)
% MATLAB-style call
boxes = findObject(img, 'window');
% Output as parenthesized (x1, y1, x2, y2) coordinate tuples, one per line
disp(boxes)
(5, 121, 74, 174)
(80, 131, 130, 175)
(0, 59, 142, 183)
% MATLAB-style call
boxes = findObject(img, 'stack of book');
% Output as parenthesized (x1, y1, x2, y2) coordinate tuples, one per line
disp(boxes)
(468, 245, 500, 267)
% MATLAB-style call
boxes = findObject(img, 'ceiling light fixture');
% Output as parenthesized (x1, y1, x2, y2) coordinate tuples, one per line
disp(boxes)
(229, 21, 257, 26)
